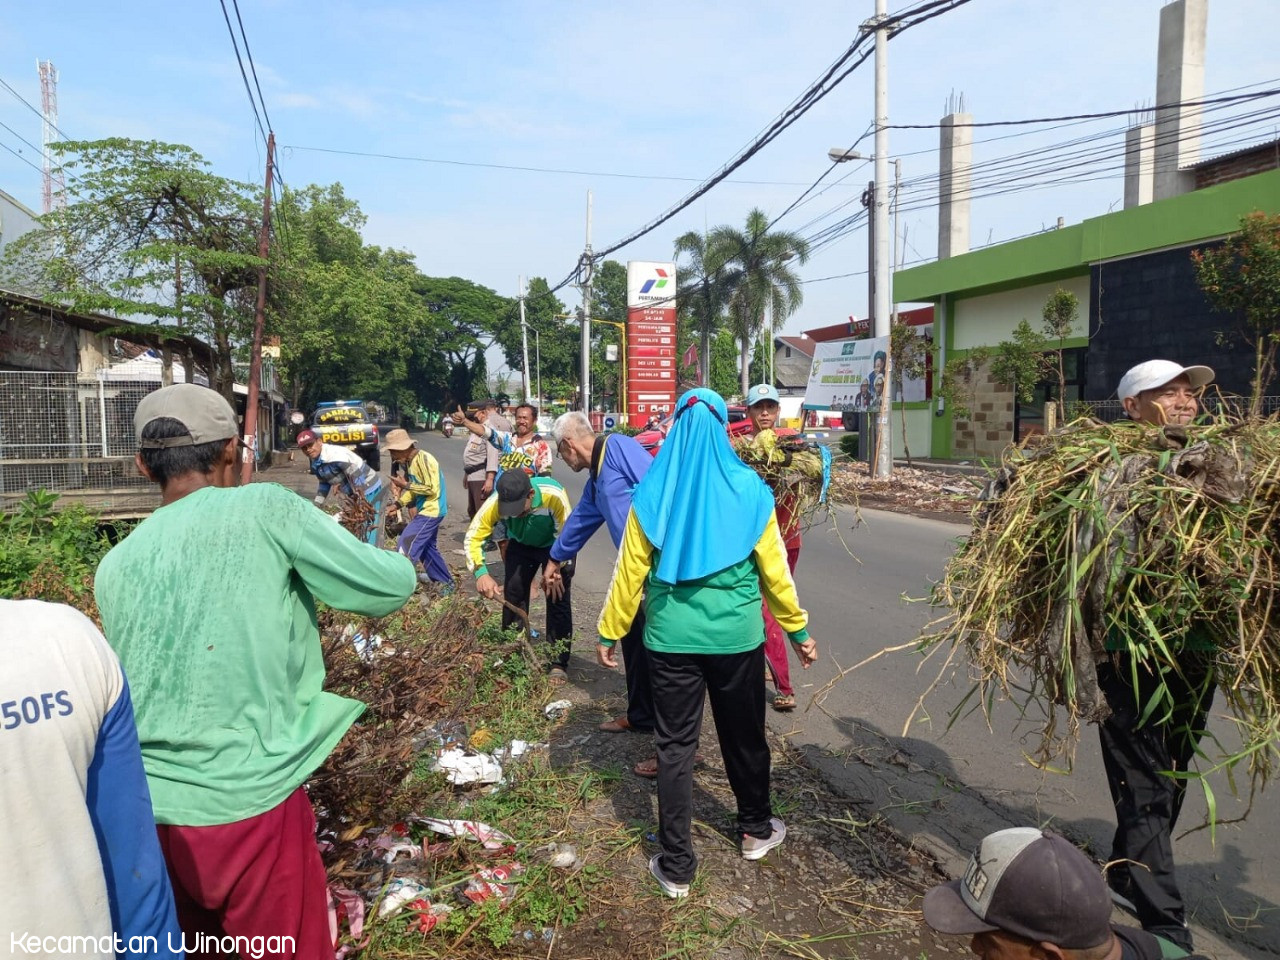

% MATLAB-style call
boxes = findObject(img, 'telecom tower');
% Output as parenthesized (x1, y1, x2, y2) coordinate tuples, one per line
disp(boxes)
(38, 60, 65, 213)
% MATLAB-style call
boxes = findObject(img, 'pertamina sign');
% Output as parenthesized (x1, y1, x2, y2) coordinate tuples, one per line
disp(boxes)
(625, 261, 677, 426)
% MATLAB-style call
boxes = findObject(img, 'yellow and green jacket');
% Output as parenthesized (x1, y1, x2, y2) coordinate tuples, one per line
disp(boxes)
(598, 508, 810, 655)
(464, 476, 572, 579)
(398, 448, 446, 518)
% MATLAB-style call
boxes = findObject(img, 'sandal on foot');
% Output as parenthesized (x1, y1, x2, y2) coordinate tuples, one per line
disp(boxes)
(771, 694, 796, 712)
(548, 667, 569, 684)
(599, 714, 632, 733)
(633, 755, 659, 778)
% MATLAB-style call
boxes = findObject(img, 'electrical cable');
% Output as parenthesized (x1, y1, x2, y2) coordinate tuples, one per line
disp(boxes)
(218, 0, 269, 146)
(279, 144, 862, 188)
(591, 0, 973, 263)
(230, 0, 274, 135)
(0, 74, 71, 140)
(888, 88, 1280, 131)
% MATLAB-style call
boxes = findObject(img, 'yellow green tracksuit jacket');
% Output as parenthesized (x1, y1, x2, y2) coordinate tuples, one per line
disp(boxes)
(598, 508, 810, 655)
(464, 477, 572, 579)
(398, 449, 445, 517)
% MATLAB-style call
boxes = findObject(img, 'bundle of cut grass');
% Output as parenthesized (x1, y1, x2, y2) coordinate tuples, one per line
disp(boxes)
(918, 414, 1280, 788)
(733, 429, 831, 529)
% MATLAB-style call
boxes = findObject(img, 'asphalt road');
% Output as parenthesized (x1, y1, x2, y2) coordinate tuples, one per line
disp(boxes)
(415, 428, 1277, 959)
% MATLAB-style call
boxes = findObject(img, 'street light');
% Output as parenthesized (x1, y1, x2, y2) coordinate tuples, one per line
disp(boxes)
(523, 322, 542, 417)
(828, 147, 863, 163)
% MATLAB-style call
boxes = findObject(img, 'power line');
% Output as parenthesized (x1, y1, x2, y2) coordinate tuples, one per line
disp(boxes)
(888, 88, 1280, 130)
(0, 74, 70, 140)
(778, 97, 1280, 257)
(591, 0, 973, 263)
(279, 144, 862, 188)
(230, 0, 274, 135)
(217, 0, 268, 145)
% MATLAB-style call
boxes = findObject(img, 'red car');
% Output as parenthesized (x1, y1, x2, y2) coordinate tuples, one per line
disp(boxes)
(635, 405, 794, 457)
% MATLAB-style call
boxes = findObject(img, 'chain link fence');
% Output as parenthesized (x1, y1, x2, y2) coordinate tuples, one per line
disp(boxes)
(0, 370, 162, 515)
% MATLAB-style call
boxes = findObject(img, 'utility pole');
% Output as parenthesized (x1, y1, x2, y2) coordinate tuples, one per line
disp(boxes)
(891, 158, 901, 326)
(241, 131, 275, 486)
(578, 190, 594, 413)
(870, 0, 893, 478)
(518, 276, 530, 402)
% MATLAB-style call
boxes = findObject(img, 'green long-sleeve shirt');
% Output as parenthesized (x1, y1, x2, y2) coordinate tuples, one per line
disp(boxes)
(95, 482, 416, 826)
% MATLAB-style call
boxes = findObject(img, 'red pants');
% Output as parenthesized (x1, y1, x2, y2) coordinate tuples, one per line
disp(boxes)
(157, 787, 332, 959)
(763, 544, 801, 697)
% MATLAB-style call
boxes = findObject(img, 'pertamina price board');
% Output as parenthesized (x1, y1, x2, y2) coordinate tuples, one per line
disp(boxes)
(626, 260, 677, 426)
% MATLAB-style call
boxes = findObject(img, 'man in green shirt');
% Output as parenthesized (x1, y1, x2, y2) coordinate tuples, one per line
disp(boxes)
(95, 383, 416, 955)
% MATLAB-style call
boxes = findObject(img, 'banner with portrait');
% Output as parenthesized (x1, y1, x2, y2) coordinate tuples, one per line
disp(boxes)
(802, 334, 930, 411)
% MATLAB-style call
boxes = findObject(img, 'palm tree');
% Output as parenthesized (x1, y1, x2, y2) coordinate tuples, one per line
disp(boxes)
(709, 209, 810, 398)
(673, 230, 730, 388)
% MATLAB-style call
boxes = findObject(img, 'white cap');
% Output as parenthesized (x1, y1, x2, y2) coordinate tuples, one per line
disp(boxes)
(1117, 360, 1214, 401)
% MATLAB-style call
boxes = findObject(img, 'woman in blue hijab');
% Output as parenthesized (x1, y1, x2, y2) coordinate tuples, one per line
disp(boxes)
(596, 387, 819, 898)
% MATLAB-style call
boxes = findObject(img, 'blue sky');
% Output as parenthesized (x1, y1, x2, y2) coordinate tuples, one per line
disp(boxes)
(1, 1, 1276, 368)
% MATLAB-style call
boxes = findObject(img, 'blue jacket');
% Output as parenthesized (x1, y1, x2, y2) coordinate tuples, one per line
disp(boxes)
(550, 433, 652, 561)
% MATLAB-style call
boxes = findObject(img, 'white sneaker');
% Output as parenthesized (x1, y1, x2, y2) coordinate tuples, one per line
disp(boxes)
(649, 854, 689, 899)
(741, 817, 787, 861)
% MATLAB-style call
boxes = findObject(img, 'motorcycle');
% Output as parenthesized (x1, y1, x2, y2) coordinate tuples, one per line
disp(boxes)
(441, 420, 455, 439)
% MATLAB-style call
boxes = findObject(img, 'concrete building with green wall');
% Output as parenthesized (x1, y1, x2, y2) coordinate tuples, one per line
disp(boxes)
(892, 166, 1280, 460)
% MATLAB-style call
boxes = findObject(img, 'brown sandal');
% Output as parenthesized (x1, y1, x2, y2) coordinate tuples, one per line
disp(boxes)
(599, 714, 632, 733)
(633, 755, 659, 778)
(771, 694, 796, 712)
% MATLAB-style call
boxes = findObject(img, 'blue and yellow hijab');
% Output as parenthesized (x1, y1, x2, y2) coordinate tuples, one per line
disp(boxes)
(631, 388, 774, 584)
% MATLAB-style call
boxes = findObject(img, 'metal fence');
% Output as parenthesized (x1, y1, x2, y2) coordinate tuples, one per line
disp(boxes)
(0, 370, 162, 516)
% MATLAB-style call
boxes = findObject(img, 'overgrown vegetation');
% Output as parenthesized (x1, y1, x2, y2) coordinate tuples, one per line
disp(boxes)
(0, 490, 116, 614)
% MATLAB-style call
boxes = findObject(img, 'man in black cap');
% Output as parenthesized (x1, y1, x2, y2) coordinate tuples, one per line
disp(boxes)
(923, 826, 1208, 959)
(463, 467, 575, 681)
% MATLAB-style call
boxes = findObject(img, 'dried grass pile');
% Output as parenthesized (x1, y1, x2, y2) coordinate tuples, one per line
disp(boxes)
(919, 415, 1280, 787)
(733, 429, 831, 529)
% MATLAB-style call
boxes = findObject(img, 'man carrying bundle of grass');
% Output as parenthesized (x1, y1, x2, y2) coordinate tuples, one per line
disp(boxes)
(1100, 359, 1217, 952)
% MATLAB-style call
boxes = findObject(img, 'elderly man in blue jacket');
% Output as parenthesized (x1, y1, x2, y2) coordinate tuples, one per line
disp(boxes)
(544, 411, 658, 774)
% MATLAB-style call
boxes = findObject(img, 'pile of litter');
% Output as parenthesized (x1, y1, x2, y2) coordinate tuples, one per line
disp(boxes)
(917, 416, 1280, 787)
(828, 460, 978, 515)
(310, 593, 584, 951)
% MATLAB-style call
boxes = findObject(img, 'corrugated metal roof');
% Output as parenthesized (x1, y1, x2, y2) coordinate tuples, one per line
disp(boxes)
(1184, 137, 1280, 170)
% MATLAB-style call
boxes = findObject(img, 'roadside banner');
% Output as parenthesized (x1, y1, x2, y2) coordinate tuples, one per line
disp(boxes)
(802, 335, 929, 411)
(626, 261, 677, 425)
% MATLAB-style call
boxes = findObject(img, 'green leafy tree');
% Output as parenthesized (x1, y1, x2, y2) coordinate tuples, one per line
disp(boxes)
(1192, 211, 1280, 414)
(1, 138, 262, 398)
(590, 260, 628, 410)
(890, 319, 930, 464)
(674, 231, 731, 387)
(990, 319, 1048, 410)
(748, 338, 769, 387)
(709, 209, 810, 398)
(270, 184, 427, 411)
(410, 275, 516, 410)
(707, 328, 740, 398)
(1040, 288, 1079, 421)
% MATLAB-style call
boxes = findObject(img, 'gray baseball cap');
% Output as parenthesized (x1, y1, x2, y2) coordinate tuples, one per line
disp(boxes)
(922, 828, 1111, 949)
(134, 383, 239, 449)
